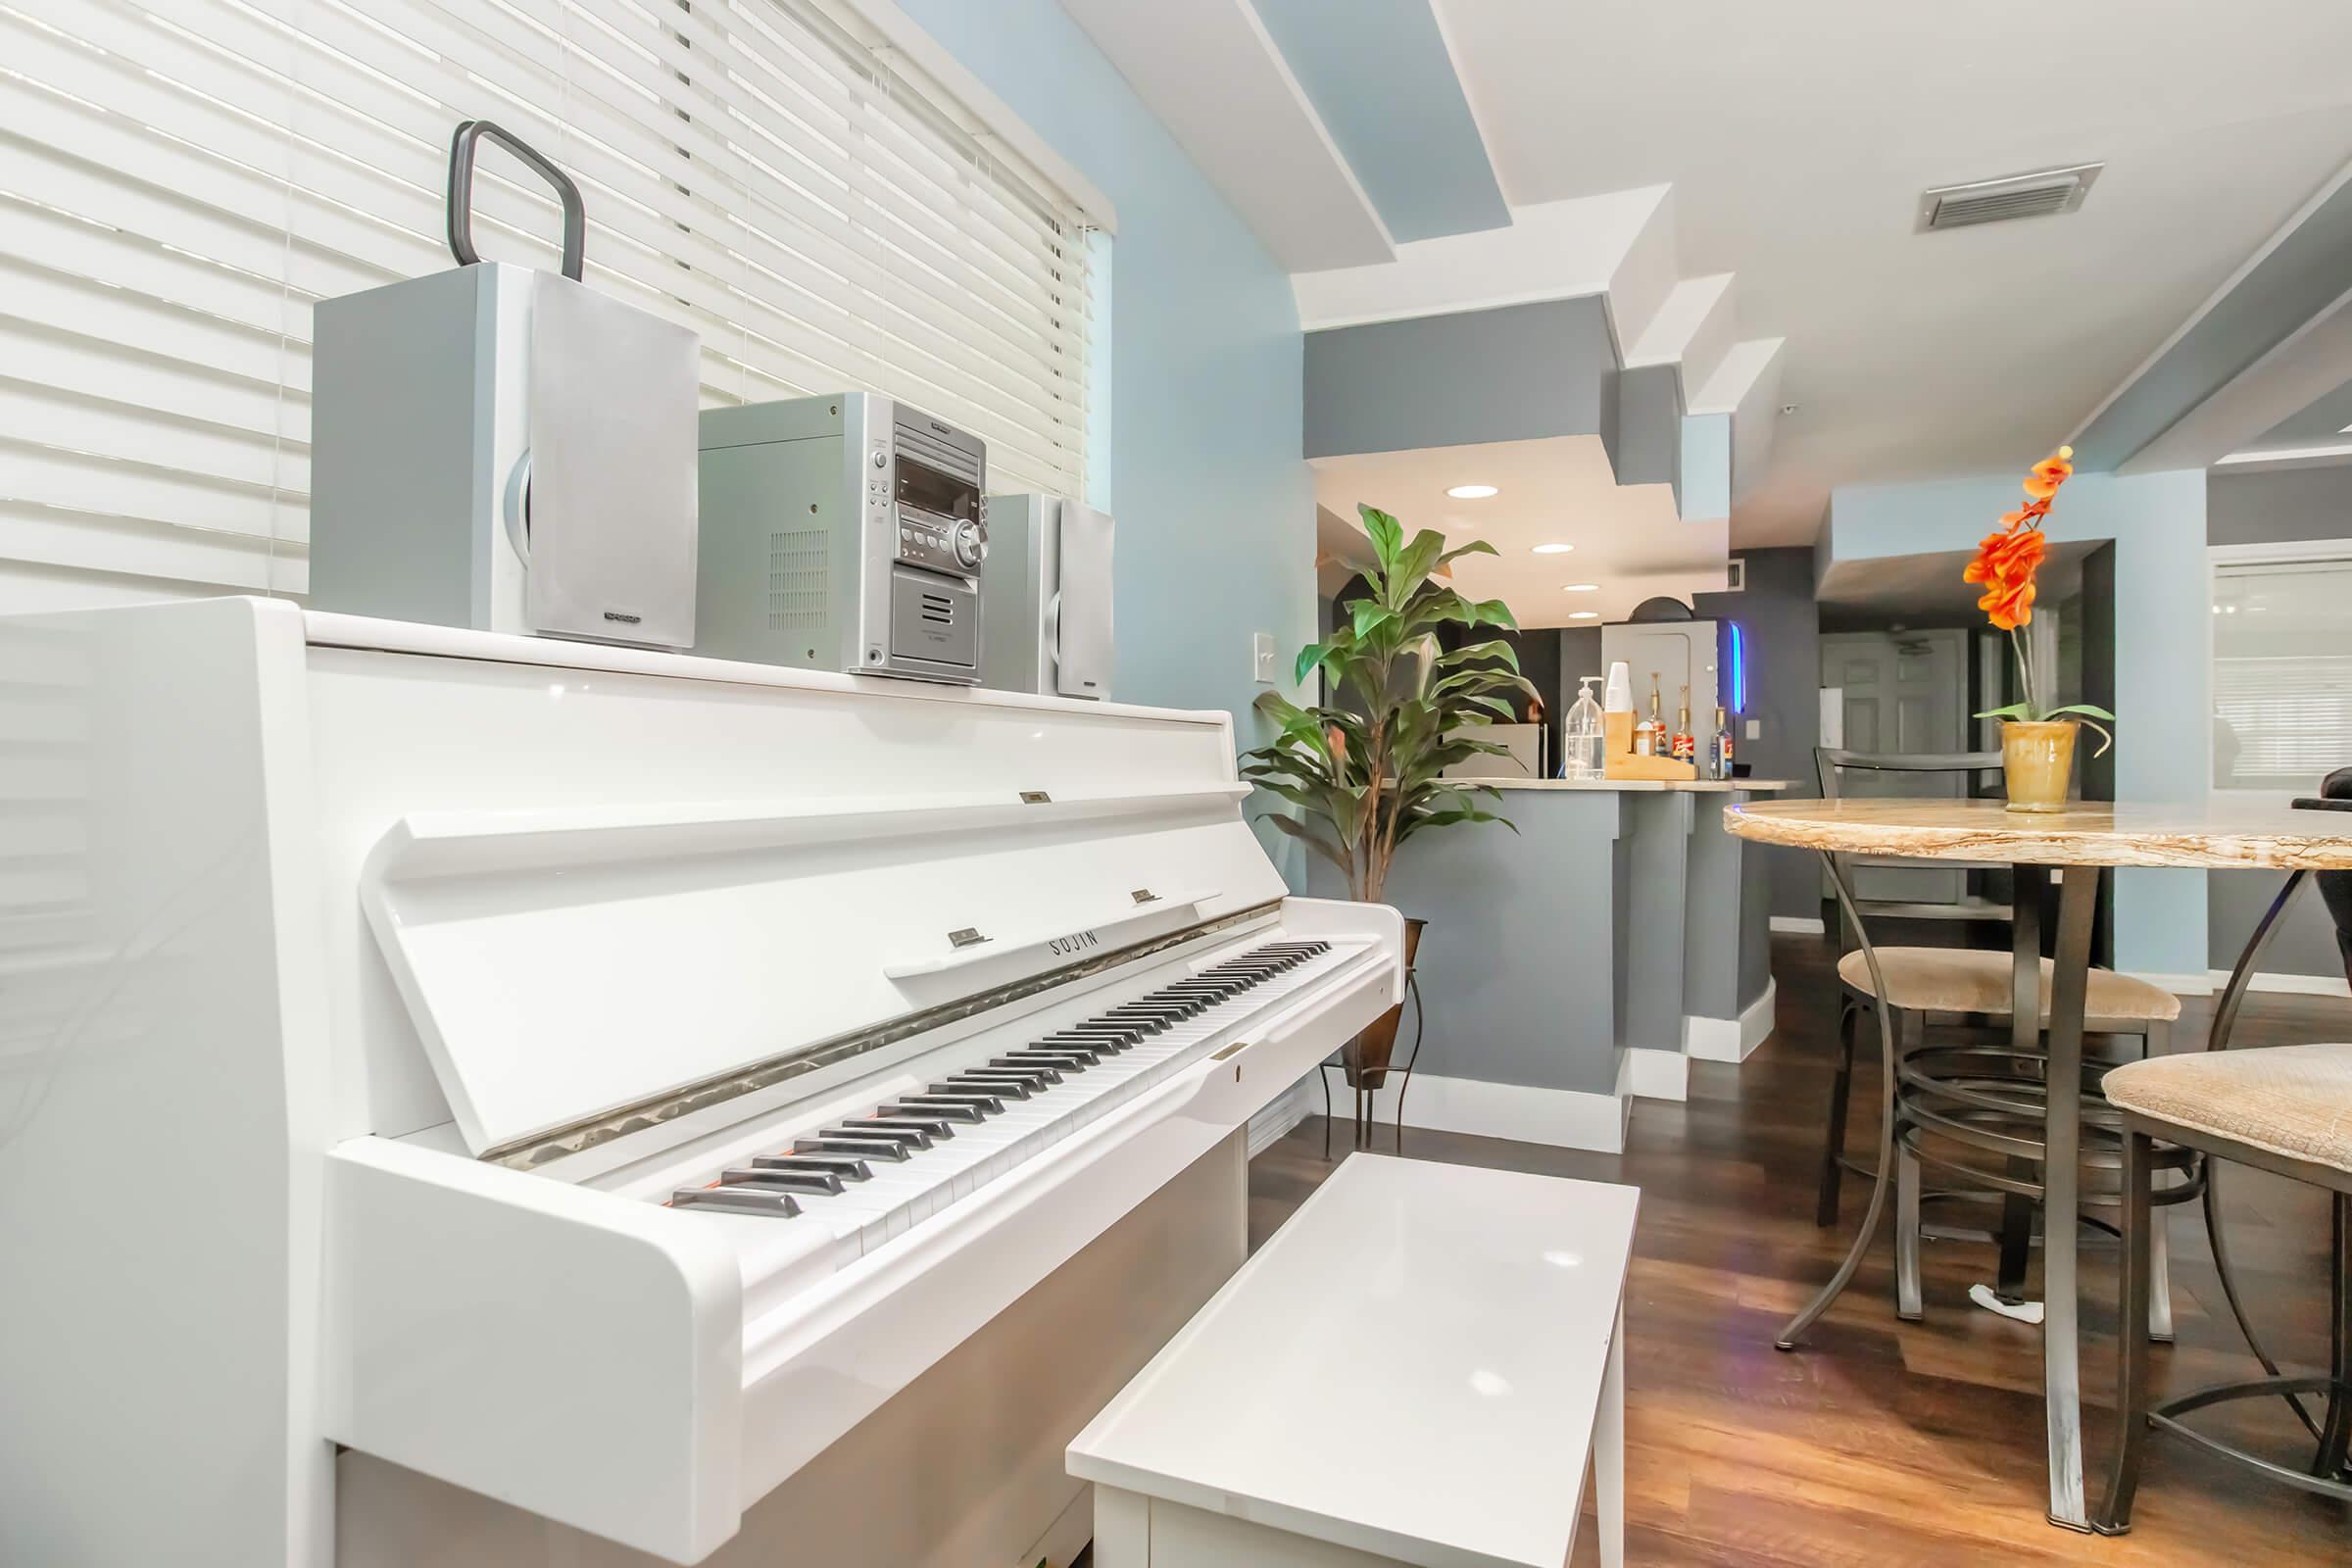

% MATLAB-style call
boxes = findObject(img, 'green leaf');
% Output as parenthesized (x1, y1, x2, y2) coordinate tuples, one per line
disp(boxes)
(1972, 702, 2035, 721)
(1389, 530, 1446, 607)
(1348, 600, 1398, 642)
(1435, 539, 1499, 568)
(1358, 504, 1402, 565)
(1257, 809, 1351, 875)
(2043, 703, 2118, 722)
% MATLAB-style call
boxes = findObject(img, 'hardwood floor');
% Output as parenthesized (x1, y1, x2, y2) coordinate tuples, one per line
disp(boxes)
(1247, 933, 2352, 1565)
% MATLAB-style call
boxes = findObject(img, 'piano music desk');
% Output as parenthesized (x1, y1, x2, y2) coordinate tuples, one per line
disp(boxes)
(1069, 1154, 1637, 1568)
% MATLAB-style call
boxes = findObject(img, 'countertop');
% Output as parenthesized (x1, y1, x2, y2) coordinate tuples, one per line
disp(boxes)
(1727, 796, 2352, 869)
(1068, 1153, 1640, 1568)
(1451, 775, 1791, 794)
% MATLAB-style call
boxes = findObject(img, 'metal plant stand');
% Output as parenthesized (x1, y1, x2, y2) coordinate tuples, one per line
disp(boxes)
(1320, 972, 1424, 1159)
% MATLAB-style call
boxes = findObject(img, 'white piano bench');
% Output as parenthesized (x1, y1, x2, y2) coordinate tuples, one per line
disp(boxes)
(1069, 1153, 1637, 1568)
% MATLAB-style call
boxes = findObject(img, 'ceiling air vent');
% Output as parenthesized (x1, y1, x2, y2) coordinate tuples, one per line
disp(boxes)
(1917, 164, 2102, 232)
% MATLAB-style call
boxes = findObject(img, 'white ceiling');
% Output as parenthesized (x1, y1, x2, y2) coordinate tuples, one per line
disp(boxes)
(1435, 0, 2352, 544)
(1309, 437, 1727, 629)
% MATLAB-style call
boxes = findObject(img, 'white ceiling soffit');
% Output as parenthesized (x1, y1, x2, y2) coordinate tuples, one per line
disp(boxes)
(1309, 435, 1727, 630)
(1434, 0, 2352, 546)
(2127, 283, 2352, 472)
(1690, 338, 1788, 506)
(1293, 187, 1674, 338)
(1058, 0, 1392, 271)
(1626, 272, 1737, 400)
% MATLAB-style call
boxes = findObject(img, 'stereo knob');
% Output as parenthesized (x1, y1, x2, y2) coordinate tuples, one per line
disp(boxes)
(952, 519, 986, 568)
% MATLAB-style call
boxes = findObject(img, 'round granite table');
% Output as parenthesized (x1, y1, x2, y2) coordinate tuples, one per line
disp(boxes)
(1724, 796, 2352, 1532)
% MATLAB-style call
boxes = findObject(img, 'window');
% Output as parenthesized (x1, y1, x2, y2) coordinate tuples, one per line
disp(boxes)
(0, 0, 1099, 598)
(2211, 543, 2352, 793)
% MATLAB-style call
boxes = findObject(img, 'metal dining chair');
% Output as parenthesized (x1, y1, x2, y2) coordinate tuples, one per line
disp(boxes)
(2097, 768, 2352, 1533)
(1813, 748, 2186, 1328)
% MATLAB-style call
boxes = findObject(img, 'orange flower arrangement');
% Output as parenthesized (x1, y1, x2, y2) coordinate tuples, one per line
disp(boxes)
(1969, 445, 2113, 752)
(1963, 446, 2068, 631)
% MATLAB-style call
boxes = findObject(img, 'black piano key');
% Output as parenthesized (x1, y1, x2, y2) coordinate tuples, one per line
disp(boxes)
(750, 1152, 871, 1182)
(989, 1055, 1070, 1080)
(672, 1186, 801, 1218)
(940, 1074, 1033, 1100)
(875, 1102, 982, 1126)
(1056, 1022, 1145, 1043)
(839, 1115, 945, 1146)
(797, 1134, 912, 1162)
(1014, 1044, 1102, 1065)
(1041, 1031, 1129, 1054)
(900, 1091, 1005, 1116)
(721, 1165, 845, 1195)
(1025, 1034, 1105, 1062)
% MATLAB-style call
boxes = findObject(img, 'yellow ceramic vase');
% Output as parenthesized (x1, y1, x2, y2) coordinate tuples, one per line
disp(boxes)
(2002, 719, 2079, 813)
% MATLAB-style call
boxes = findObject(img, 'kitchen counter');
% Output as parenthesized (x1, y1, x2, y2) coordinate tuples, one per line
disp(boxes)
(1455, 776, 1791, 794)
(1307, 774, 1784, 1152)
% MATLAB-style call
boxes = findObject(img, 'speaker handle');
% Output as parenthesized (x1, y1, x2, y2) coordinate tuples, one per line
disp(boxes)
(446, 120, 586, 281)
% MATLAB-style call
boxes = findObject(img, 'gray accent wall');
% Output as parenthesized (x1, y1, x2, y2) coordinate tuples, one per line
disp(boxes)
(2205, 466, 2352, 978)
(2209, 465, 2352, 545)
(1313, 790, 1635, 1099)
(1614, 364, 1684, 507)
(1695, 546, 1821, 922)
(1303, 298, 1619, 461)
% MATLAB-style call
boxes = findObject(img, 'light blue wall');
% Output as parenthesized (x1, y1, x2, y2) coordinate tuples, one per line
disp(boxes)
(1827, 469, 2210, 977)
(1250, 0, 1509, 243)
(898, 0, 1315, 744)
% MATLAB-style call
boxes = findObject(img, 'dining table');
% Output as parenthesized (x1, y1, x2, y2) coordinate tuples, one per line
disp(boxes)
(1724, 795, 2352, 1532)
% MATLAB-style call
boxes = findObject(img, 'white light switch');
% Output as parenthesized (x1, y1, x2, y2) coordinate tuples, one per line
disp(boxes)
(1252, 631, 1277, 684)
(1744, 718, 1762, 740)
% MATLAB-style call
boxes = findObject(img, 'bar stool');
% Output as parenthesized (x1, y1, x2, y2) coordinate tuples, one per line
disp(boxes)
(2096, 772, 2352, 1533)
(1813, 750, 2184, 1325)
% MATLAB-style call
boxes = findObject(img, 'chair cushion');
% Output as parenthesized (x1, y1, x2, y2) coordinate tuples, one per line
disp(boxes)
(2104, 1043, 2352, 1177)
(1838, 946, 2181, 1022)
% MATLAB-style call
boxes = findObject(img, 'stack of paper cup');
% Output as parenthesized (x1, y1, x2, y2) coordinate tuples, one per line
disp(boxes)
(1602, 661, 1633, 712)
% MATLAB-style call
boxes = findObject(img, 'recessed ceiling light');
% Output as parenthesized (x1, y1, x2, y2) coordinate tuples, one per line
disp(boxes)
(1567, 611, 1599, 620)
(1561, 582, 1598, 592)
(1446, 483, 1499, 500)
(1531, 542, 1573, 555)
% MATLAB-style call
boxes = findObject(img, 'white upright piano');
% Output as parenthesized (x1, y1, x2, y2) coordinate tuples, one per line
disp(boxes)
(0, 597, 1401, 1567)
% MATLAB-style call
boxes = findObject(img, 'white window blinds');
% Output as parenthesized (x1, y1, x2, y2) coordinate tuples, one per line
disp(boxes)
(0, 0, 1097, 597)
(2212, 555, 2352, 792)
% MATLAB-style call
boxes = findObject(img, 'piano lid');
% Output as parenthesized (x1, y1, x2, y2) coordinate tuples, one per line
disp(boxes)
(359, 782, 1286, 1161)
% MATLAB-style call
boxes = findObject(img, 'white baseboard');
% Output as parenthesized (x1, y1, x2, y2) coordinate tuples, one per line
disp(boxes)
(1687, 977, 1778, 1063)
(2127, 970, 2217, 997)
(1320, 1068, 1627, 1154)
(2208, 967, 2352, 999)
(1769, 915, 1826, 936)
(1620, 1046, 1688, 1102)
(1246, 1076, 1316, 1155)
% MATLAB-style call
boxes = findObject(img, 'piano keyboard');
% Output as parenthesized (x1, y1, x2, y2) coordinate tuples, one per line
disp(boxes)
(669, 939, 1343, 1250)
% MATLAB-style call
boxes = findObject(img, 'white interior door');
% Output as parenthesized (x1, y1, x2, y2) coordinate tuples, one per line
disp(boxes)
(1819, 630, 1967, 905)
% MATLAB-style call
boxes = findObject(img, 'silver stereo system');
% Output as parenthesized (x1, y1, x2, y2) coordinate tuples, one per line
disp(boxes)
(309, 122, 700, 649)
(980, 494, 1115, 700)
(696, 393, 988, 684)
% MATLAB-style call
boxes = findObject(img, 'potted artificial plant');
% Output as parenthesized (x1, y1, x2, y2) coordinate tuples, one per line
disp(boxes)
(1242, 504, 1535, 1088)
(1965, 444, 2115, 811)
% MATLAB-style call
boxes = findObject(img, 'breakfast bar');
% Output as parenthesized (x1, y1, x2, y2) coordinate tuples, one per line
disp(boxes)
(1308, 777, 1787, 1148)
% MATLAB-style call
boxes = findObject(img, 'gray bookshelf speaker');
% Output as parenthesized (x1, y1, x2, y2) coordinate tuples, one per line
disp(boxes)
(308, 122, 699, 649)
(981, 494, 1114, 700)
